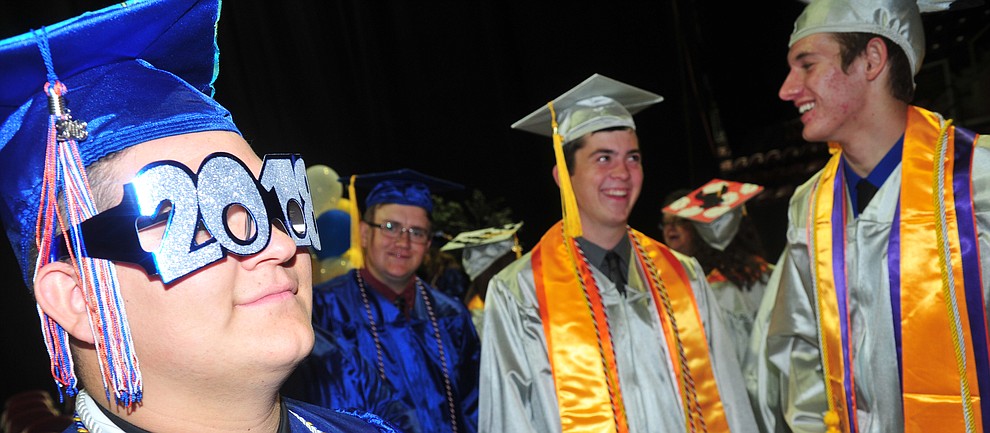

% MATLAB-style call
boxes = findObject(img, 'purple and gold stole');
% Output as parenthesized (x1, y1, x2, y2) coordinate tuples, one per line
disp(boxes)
(532, 221, 728, 433)
(811, 106, 988, 433)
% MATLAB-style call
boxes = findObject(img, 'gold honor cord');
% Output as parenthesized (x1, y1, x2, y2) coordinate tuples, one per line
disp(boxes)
(931, 119, 977, 432)
(548, 102, 582, 239)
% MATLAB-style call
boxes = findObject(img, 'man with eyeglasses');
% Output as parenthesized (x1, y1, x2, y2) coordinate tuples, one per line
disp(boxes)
(303, 169, 481, 433)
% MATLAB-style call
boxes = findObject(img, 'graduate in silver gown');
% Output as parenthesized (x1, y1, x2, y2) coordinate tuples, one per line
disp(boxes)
(756, 0, 990, 432)
(661, 179, 774, 367)
(479, 74, 757, 433)
(439, 222, 524, 339)
(0, 1, 396, 431)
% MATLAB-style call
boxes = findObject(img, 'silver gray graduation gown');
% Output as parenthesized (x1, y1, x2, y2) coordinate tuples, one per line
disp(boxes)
(760, 141, 990, 433)
(478, 244, 758, 432)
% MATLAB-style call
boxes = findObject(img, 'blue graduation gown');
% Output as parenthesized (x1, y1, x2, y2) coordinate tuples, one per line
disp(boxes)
(311, 269, 480, 433)
(285, 399, 400, 433)
(284, 327, 418, 429)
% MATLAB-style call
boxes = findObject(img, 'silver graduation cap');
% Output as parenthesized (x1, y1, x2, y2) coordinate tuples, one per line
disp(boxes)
(790, 0, 956, 76)
(441, 222, 523, 281)
(511, 74, 664, 144)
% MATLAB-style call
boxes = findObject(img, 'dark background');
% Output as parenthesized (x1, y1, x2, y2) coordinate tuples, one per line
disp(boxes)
(3, 0, 988, 404)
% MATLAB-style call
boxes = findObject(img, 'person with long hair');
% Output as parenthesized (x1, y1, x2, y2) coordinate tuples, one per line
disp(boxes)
(661, 180, 772, 365)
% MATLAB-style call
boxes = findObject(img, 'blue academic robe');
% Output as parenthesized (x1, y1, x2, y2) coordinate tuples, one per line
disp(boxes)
(285, 399, 401, 432)
(311, 269, 480, 433)
(284, 327, 417, 428)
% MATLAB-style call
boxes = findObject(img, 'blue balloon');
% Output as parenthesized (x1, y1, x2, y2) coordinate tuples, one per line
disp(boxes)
(314, 209, 350, 259)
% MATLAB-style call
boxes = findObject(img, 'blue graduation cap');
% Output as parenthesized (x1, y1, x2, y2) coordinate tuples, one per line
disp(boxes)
(0, 0, 239, 285)
(350, 168, 464, 213)
(340, 169, 463, 268)
(0, 0, 238, 406)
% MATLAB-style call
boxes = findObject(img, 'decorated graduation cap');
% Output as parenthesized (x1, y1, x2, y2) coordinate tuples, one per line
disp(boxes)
(343, 168, 464, 265)
(511, 74, 663, 238)
(790, 0, 956, 77)
(0, 0, 240, 406)
(662, 179, 763, 251)
(440, 222, 523, 280)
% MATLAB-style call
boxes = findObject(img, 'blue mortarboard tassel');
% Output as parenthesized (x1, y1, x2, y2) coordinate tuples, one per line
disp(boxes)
(32, 28, 142, 406)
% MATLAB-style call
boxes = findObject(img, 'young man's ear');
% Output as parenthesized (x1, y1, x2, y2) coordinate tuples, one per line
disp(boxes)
(863, 37, 889, 82)
(552, 165, 560, 187)
(34, 262, 95, 344)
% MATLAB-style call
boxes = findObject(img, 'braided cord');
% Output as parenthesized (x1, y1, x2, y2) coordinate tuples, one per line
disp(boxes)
(563, 226, 626, 429)
(356, 272, 460, 432)
(932, 118, 976, 432)
(355, 272, 388, 383)
(418, 279, 459, 433)
(631, 229, 705, 433)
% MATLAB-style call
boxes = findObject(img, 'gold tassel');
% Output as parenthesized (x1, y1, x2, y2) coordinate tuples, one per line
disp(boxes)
(348, 175, 364, 268)
(549, 102, 582, 239)
(823, 410, 841, 433)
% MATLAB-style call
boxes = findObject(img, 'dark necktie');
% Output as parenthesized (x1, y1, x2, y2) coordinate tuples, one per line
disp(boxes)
(604, 251, 627, 297)
(395, 296, 407, 318)
(856, 179, 879, 214)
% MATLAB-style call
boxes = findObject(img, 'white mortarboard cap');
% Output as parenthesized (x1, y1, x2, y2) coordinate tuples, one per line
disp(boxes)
(662, 179, 763, 251)
(511, 74, 664, 144)
(441, 222, 523, 280)
(789, 0, 956, 76)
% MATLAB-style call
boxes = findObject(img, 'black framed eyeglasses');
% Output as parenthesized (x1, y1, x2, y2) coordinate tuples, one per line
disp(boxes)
(364, 220, 431, 244)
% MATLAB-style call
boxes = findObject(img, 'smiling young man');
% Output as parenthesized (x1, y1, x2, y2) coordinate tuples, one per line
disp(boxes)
(0, 1, 396, 432)
(304, 169, 481, 433)
(758, 0, 990, 432)
(478, 74, 756, 433)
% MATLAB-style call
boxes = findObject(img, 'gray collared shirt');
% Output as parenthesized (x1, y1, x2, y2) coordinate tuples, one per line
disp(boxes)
(576, 235, 631, 282)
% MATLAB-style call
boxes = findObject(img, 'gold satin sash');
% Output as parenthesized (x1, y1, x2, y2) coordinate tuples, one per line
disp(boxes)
(809, 151, 851, 432)
(533, 221, 727, 432)
(899, 107, 981, 432)
(637, 235, 729, 432)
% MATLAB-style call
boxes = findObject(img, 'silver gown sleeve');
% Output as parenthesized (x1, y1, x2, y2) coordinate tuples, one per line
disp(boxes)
(678, 252, 760, 433)
(746, 255, 788, 433)
(765, 177, 830, 433)
(478, 255, 561, 433)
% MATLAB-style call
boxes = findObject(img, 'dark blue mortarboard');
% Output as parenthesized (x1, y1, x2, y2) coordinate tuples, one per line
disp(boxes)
(338, 169, 463, 268)
(0, 0, 240, 285)
(351, 168, 464, 213)
(0, 0, 240, 406)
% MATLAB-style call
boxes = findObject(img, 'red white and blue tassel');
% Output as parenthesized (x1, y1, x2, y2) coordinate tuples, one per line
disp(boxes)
(32, 28, 142, 406)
